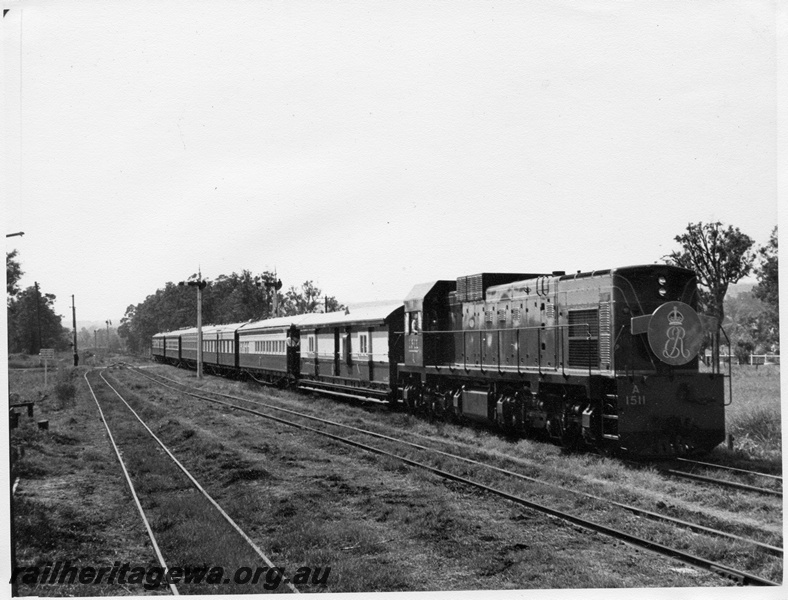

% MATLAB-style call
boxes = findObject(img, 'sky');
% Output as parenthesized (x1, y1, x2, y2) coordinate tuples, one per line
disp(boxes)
(2, 0, 781, 325)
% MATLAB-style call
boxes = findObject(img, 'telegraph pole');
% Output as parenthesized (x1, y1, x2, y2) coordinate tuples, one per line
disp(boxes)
(72, 295, 78, 366)
(106, 319, 112, 356)
(179, 271, 207, 380)
(33, 281, 42, 354)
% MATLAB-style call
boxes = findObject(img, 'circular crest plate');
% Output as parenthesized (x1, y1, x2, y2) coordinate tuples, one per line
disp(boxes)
(647, 301, 704, 366)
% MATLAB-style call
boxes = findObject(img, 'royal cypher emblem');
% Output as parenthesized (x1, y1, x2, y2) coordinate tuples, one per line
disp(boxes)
(663, 306, 689, 361)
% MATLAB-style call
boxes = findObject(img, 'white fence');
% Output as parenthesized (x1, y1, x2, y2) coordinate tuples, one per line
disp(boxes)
(703, 353, 780, 366)
(749, 354, 780, 366)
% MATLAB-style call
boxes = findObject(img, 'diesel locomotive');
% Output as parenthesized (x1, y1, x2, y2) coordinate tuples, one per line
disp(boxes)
(152, 264, 726, 457)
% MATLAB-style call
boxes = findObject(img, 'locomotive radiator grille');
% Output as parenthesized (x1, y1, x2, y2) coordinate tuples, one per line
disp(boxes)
(568, 309, 599, 368)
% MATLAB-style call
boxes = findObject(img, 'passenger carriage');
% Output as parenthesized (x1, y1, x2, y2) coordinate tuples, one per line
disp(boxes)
(237, 315, 303, 385)
(178, 327, 199, 367)
(296, 304, 404, 401)
(200, 322, 245, 376)
(151, 331, 167, 362)
(151, 329, 184, 366)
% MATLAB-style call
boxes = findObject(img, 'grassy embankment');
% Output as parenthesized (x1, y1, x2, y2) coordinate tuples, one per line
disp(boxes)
(8, 355, 781, 591)
(718, 364, 782, 465)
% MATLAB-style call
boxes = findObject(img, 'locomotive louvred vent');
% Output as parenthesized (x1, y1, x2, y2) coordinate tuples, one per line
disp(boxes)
(469, 277, 483, 301)
(457, 277, 468, 301)
(599, 303, 611, 368)
(512, 308, 521, 325)
(568, 309, 599, 368)
(485, 310, 494, 324)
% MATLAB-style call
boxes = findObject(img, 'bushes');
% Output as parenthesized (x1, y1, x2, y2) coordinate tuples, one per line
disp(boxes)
(53, 369, 78, 409)
(727, 404, 781, 458)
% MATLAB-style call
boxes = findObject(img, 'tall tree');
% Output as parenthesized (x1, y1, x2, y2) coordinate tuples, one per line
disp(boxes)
(752, 226, 779, 351)
(6, 250, 23, 300)
(7, 286, 70, 354)
(666, 221, 756, 365)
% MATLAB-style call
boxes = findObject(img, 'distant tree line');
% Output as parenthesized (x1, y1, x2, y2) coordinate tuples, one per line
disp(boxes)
(117, 270, 344, 354)
(6, 250, 71, 354)
(78, 325, 124, 354)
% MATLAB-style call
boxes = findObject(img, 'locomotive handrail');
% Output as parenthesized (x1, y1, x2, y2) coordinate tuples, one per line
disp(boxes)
(612, 279, 646, 317)
(416, 323, 595, 375)
(610, 284, 657, 374)
(516, 328, 522, 376)
(720, 327, 733, 407)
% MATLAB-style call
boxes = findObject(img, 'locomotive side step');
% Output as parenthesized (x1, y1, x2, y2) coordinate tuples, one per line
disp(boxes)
(602, 434, 620, 440)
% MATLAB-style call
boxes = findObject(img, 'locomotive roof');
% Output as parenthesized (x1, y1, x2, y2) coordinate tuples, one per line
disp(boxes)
(404, 280, 456, 312)
(483, 264, 695, 302)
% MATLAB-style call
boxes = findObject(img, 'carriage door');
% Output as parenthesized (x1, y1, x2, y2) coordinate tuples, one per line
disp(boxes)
(343, 327, 353, 377)
(334, 328, 340, 376)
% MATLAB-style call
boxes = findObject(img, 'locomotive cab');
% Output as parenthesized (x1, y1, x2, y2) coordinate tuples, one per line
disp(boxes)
(403, 280, 455, 369)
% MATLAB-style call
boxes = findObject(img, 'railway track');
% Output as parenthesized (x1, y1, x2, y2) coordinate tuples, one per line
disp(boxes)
(620, 456, 784, 499)
(661, 467, 782, 497)
(125, 364, 781, 587)
(84, 369, 299, 595)
(676, 457, 783, 481)
(670, 457, 783, 495)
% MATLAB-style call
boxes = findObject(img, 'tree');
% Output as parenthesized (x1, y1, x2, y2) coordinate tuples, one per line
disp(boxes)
(78, 327, 93, 349)
(7, 285, 70, 354)
(666, 222, 756, 365)
(752, 226, 778, 352)
(724, 291, 766, 361)
(6, 250, 23, 300)
(280, 281, 345, 316)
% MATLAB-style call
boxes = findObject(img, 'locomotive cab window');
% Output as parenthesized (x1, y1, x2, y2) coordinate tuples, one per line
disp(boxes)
(407, 312, 422, 334)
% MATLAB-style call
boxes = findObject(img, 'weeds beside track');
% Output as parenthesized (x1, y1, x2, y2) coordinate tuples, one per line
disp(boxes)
(129, 365, 781, 587)
(84, 369, 298, 594)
